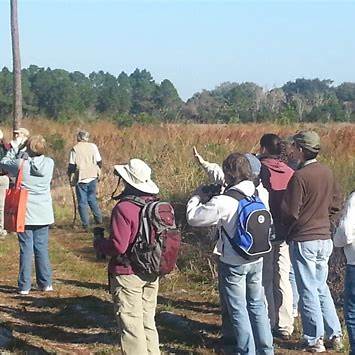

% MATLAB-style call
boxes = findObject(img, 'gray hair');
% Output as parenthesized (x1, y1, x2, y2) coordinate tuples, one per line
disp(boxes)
(77, 130, 90, 142)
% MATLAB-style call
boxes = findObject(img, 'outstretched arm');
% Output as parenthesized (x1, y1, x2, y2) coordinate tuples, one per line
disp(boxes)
(193, 146, 225, 185)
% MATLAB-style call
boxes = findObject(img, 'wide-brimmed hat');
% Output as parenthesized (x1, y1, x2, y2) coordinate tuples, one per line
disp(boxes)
(114, 159, 159, 194)
(293, 131, 320, 153)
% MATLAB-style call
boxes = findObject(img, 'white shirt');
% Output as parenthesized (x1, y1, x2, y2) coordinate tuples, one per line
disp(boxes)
(187, 180, 269, 266)
(69, 143, 102, 183)
(198, 158, 225, 185)
(197, 157, 269, 208)
(334, 192, 355, 265)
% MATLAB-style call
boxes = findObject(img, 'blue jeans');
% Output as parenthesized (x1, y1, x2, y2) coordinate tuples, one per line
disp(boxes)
(289, 264, 299, 314)
(17, 225, 52, 291)
(292, 240, 342, 345)
(289, 243, 299, 315)
(217, 260, 237, 352)
(344, 265, 355, 355)
(219, 260, 274, 355)
(76, 179, 102, 227)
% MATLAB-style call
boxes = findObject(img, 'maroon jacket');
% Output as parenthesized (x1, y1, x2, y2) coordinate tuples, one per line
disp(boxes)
(260, 157, 294, 241)
(94, 196, 156, 275)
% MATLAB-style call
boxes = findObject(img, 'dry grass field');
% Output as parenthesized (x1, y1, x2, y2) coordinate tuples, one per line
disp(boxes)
(0, 120, 354, 353)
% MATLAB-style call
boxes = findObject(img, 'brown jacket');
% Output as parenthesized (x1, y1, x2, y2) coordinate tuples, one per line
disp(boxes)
(281, 161, 342, 242)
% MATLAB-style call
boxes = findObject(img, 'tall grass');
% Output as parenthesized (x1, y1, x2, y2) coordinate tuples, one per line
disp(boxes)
(3, 119, 354, 221)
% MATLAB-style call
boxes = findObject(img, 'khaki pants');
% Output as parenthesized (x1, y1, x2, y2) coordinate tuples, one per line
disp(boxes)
(0, 175, 9, 232)
(263, 241, 294, 335)
(110, 274, 160, 355)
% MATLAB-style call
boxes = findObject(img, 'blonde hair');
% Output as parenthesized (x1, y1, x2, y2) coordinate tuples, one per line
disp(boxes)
(27, 135, 46, 156)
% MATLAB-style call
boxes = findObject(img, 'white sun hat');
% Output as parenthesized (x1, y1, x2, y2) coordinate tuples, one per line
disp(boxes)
(114, 158, 159, 194)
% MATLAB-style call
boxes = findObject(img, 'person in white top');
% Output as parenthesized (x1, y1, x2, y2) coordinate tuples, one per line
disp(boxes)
(187, 152, 274, 355)
(334, 191, 355, 354)
(67, 130, 102, 230)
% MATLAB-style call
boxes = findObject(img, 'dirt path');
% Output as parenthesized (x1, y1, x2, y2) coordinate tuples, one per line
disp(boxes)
(0, 228, 346, 354)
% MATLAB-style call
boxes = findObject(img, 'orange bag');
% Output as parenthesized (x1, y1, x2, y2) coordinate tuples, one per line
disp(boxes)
(4, 161, 29, 233)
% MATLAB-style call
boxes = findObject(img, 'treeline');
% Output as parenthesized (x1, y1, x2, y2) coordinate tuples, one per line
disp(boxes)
(187, 80, 355, 123)
(1, 65, 355, 124)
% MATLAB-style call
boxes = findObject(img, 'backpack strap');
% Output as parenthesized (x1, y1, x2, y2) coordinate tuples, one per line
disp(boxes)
(139, 203, 151, 244)
(224, 188, 247, 201)
(224, 187, 258, 200)
(118, 195, 148, 207)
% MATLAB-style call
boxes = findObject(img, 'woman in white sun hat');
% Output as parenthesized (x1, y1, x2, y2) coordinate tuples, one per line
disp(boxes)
(94, 158, 160, 355)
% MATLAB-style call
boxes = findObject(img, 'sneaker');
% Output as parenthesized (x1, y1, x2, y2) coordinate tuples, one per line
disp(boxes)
(303, 338, 326, 353)
(0, 229, 7, 240)
(327, 336, 344, 351)
(40, 285, 53, 292)
(273, 329, 292, 340)
(18, 289, 30, 295)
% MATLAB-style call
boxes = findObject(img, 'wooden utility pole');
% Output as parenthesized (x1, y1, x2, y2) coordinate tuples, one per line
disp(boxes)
(10, 0, 22, 130)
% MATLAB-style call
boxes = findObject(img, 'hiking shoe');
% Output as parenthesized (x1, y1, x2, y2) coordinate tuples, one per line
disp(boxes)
(327, 336, 344, 351)
(18, 289, 30, 295)
(40, 285, 53, 292)
(303, 338, 326, 353)
(0, 229, 7, 240)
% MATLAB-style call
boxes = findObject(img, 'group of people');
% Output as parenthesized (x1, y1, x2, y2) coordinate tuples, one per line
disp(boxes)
(0, 127, 54, 295)
(0, 128, 103, 296)
(0, 125, 354, 355)
(188, 130, 354, 354)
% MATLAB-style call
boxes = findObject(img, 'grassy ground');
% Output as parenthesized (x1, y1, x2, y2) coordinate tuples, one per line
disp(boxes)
(0, 227, 347, 354)
(0, 122, 353, 353)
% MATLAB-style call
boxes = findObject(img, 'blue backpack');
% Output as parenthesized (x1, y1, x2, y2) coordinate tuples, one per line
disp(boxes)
(222, 188, 272, 260)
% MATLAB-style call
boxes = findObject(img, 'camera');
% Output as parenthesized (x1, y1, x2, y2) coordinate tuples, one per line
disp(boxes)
(93, 227, 106, 260)
(201, 184, 223, 196)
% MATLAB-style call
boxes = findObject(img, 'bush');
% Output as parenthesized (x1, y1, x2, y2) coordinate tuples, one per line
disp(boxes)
(47, 133, 66, 152)
(114, 114, 134, 128)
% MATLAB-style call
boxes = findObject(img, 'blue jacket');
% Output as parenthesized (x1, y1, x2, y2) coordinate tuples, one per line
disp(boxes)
(0, 149, 54, 226)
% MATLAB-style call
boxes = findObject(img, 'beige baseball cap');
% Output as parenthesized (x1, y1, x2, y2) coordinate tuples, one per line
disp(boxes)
(293, 131, 321, 153)
(14, 127, 30, 137)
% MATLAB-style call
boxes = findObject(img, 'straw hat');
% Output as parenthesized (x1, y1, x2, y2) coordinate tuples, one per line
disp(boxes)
(114, 159, 159, 194)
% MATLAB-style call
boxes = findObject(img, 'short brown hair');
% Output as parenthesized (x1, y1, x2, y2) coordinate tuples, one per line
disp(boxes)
(222, 153, 252, 186)
(27, 135, 46, 156)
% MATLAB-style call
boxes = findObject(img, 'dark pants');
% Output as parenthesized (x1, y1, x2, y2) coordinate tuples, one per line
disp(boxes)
(75, 179, 102, 227)
(345, 265, 355, 355)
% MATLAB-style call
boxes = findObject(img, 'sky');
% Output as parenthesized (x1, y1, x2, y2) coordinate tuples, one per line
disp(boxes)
(0, 0, 355, 100)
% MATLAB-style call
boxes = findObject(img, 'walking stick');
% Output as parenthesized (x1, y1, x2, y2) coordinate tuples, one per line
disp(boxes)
(69, 178, 77, 228)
